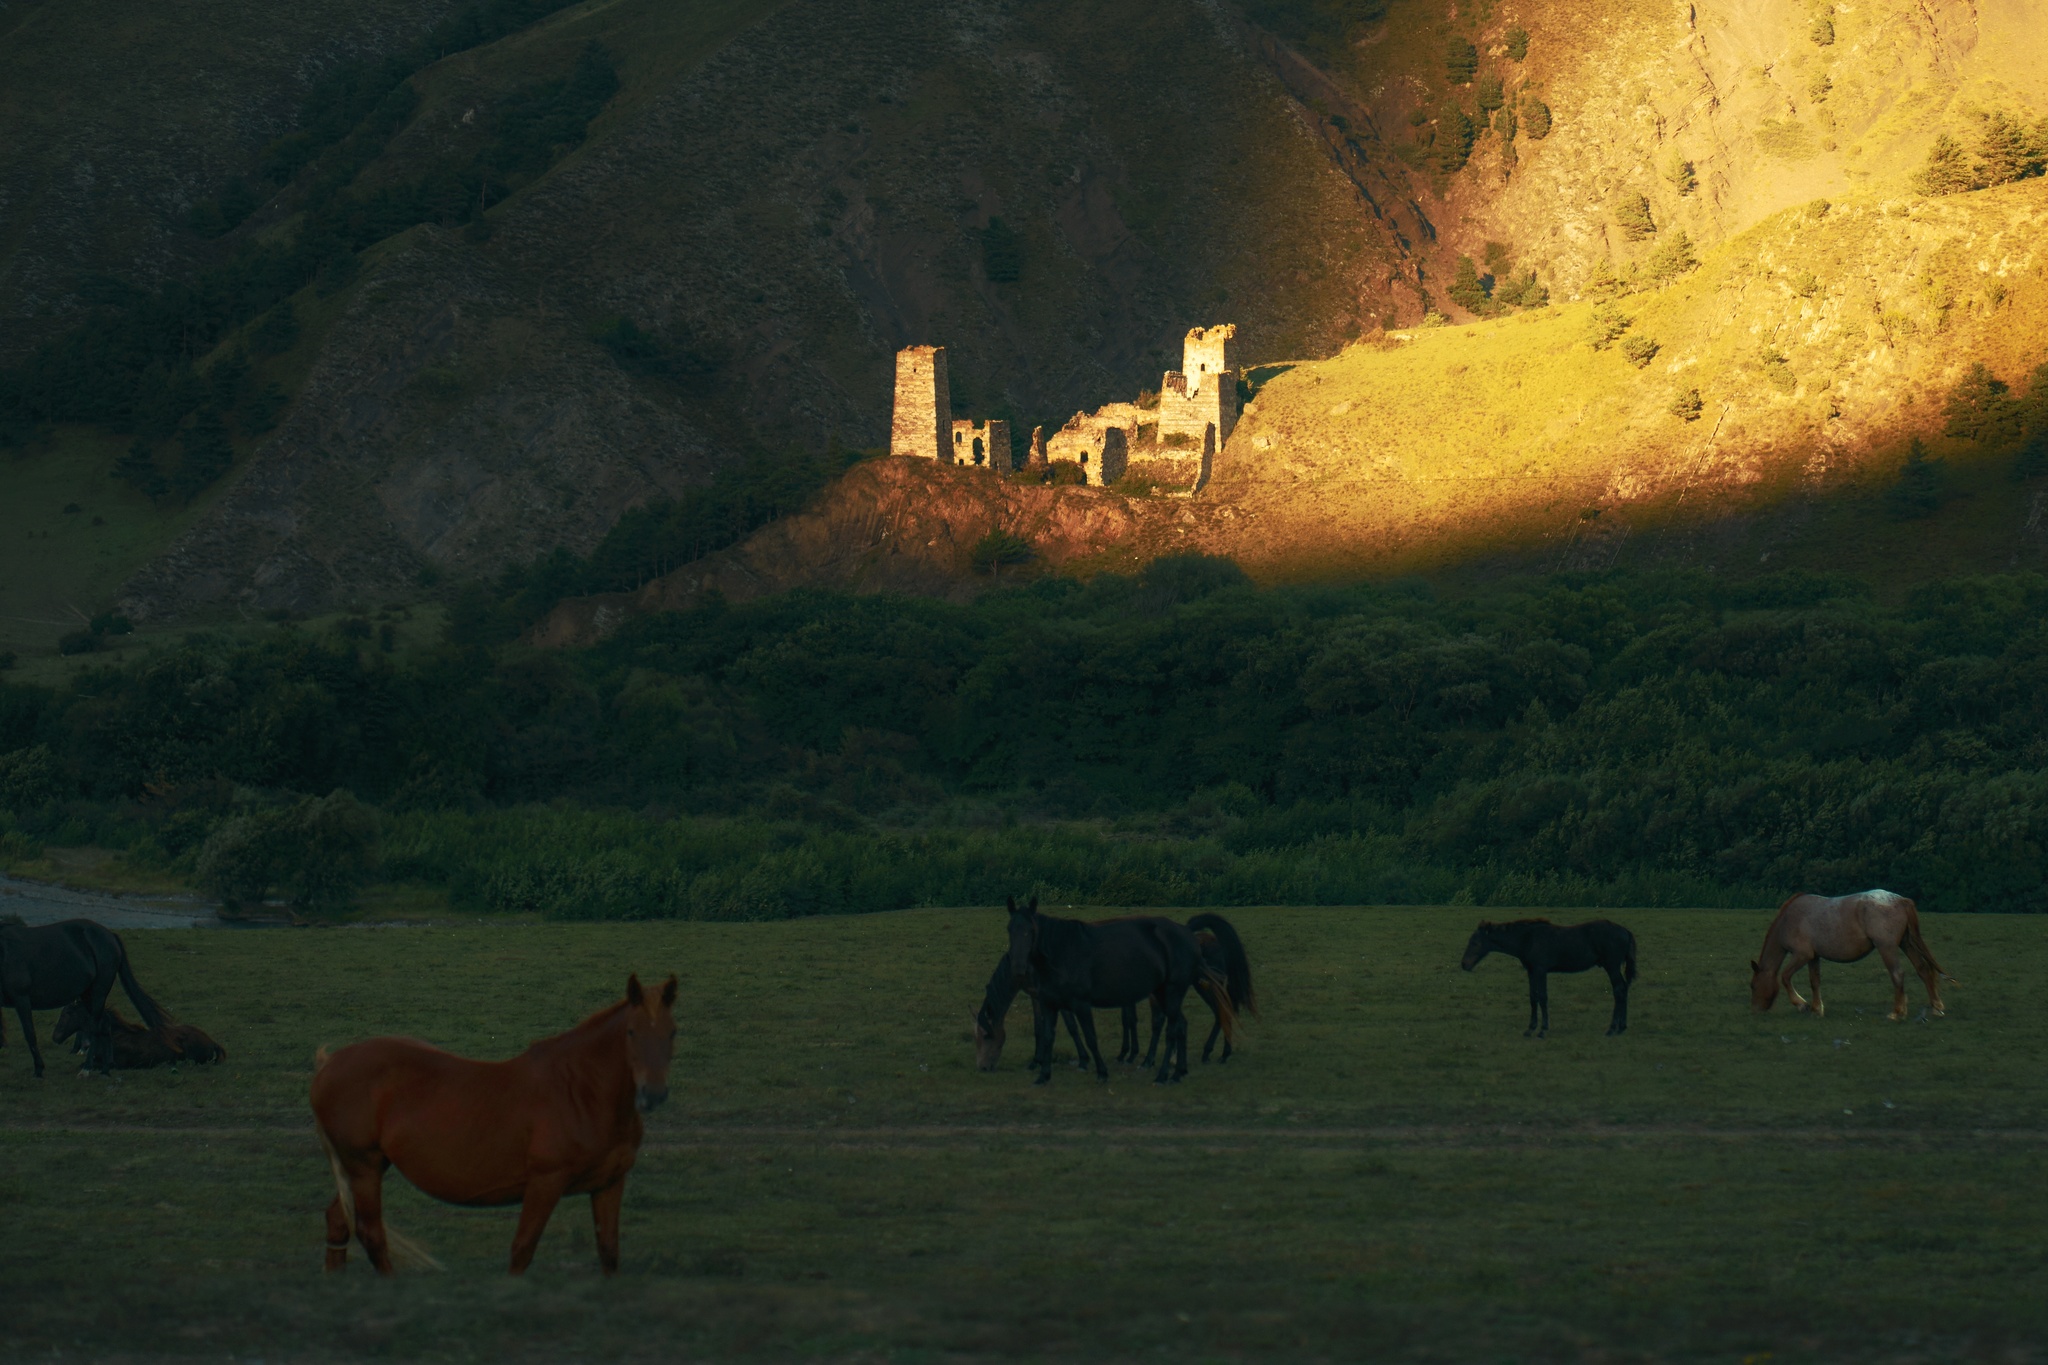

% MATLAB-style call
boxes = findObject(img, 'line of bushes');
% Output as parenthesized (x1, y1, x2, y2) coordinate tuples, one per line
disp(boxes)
(8, 555, 2048, 913)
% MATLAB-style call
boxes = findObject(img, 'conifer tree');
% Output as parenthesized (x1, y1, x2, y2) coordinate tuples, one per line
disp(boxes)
(1913, 133, 1977, 195)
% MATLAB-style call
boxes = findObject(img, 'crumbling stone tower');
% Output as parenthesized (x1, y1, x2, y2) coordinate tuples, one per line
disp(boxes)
(949, 418, 1012, 470)
(1157, 324, 1238, 450)
(890, 346, 951, 461)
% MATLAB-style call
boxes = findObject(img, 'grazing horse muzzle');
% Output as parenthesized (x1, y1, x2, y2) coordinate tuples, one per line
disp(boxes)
(635, 1083, 669, 1114)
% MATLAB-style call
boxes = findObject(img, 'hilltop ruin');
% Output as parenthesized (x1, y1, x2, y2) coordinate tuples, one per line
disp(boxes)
(891, 325, 1239, 492)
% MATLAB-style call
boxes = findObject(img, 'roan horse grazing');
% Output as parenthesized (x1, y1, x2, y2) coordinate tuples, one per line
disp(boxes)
(55, 1002, 226, 1068)
(1751, 890, 1954, 1021)
(0, 918, 169, 1076)
(310, 973, 678, 1275)
(1461, 918, 1638, 1038)
(1003, 895, 1222, 1084)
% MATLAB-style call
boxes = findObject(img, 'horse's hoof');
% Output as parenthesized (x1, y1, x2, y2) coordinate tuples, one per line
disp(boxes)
(1931, 1007, 1947, 1018)
(1032, 1074, 1050, 1086)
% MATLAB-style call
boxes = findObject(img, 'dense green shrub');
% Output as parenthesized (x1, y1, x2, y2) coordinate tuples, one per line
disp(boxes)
(1645, 230, 1698, 279)
(1620, 335, 1660, 368)
(1522, 100, 1551, 140)
(1445, 36, 1479, 84)
(1809, 16, 1834, 45)
(1914, 133, 1976, 195)
(1435, 106, 1477, 173)
(1504, 27, 1529, 60)
(1885, 439, 1948, 519)
(1613, 193, 1656, 240)
(17, 561, 2048, 912)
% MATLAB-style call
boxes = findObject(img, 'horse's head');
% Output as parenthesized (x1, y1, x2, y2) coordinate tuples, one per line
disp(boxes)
(1459, 922, 1497, 971)
(1748, 958, 1779, 1011)
(972, 1006, 1005, 1070)
(52, 1002, 89, 1051)
(1004, 894, 1040, 990)
(622, 974, 679, 1113)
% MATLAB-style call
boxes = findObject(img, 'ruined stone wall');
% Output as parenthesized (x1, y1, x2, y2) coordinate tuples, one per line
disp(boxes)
(948, 418, 1012, 470)
(890, 346, 950, 460)
(1047, 404, 1141, 485)
(1126, 420, 1213, 491)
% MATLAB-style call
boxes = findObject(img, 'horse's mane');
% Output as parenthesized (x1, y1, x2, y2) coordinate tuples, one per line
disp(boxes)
(522, 998, 632, 1059)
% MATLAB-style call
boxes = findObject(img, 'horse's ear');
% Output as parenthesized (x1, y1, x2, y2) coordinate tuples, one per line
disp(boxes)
(659, 975, 678, 1007)
(1749, 960, 1760, 973)
(626, 974, 644, 1006)
(1026, 894, 1038, 914)
(1006, 895, 1017, 914)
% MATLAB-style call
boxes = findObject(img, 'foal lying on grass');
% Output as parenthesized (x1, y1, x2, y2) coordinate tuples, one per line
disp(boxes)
(1461, 919, 1637, 1038)
(54, 1002, 226, 1068)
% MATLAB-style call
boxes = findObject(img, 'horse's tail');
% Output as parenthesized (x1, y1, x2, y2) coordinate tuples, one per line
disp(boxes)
(1187, 913, 1257, 1017)
(1197, 967, 1239, 1046)
(313, 1049, 440, 1272)
(1902, 915, 1958, 985)
(1624, 931, 1639, 983)
(112, 938, 171, 1036)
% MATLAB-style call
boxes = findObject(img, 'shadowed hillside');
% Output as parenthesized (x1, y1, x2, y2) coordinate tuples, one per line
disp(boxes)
(1, 0, 2045, 647)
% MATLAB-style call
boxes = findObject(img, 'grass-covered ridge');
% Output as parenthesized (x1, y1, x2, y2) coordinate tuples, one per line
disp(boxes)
(9, 564, 2048, 915)
(1217, 179, 2048, 579)
(2, 911, 2045, 1361)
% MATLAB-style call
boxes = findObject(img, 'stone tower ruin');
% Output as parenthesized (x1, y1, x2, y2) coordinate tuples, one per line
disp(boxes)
(1157, 324, 1238, 451)
(949, 418, 1012, 470)
(890, 346, 951, 461)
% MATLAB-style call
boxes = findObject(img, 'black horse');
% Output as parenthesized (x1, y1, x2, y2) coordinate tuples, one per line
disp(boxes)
(977, 912, 1254, 1071)
(973, 953, 1097, 1072)
(0, 918, 169, 1076)
(1004, 895, 1212, 1084)
(1460, 918, 1637, 1037)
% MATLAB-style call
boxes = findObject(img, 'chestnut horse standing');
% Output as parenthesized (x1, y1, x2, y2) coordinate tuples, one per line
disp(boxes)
(1750, 891, 1954, 1020)
(310, 973, 677, 1275)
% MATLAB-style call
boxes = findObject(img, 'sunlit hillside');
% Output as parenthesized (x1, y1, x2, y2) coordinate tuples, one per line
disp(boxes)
(1206, 178, 2048, 579)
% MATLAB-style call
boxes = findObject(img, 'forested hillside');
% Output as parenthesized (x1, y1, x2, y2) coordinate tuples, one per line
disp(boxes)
(6, 564, 2047, 916)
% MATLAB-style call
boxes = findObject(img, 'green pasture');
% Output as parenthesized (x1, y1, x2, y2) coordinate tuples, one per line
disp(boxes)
(3, 907, 2045, 1362)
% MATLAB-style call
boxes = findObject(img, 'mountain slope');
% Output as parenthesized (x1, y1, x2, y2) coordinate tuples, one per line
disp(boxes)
(100, 0, 1388, 620)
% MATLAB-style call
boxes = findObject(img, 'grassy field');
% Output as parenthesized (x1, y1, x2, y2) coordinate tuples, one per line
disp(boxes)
(3, 906, 2045, 1362)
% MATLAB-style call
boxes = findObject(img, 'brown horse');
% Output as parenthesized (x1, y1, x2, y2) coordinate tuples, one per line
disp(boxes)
(310, 973, 677, 1276)
(1750, 891, 1954, 1021)
(55, 1001, 226, 1067)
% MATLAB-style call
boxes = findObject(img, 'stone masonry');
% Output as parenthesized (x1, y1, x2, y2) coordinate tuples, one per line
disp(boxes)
(1156, 324, 1238, 449)
(890, 346, 951, 461)
(948, 418, 1012, 469)
(889, 324, 1234, 491)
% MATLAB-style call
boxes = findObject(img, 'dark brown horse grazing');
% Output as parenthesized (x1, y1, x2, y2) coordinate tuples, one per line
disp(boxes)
(55, 1001, 226, 1067)
(310, 973, 677, 1276)
(1751, 890, 1954, 1021)
(1461, 918, 1637, 1037)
